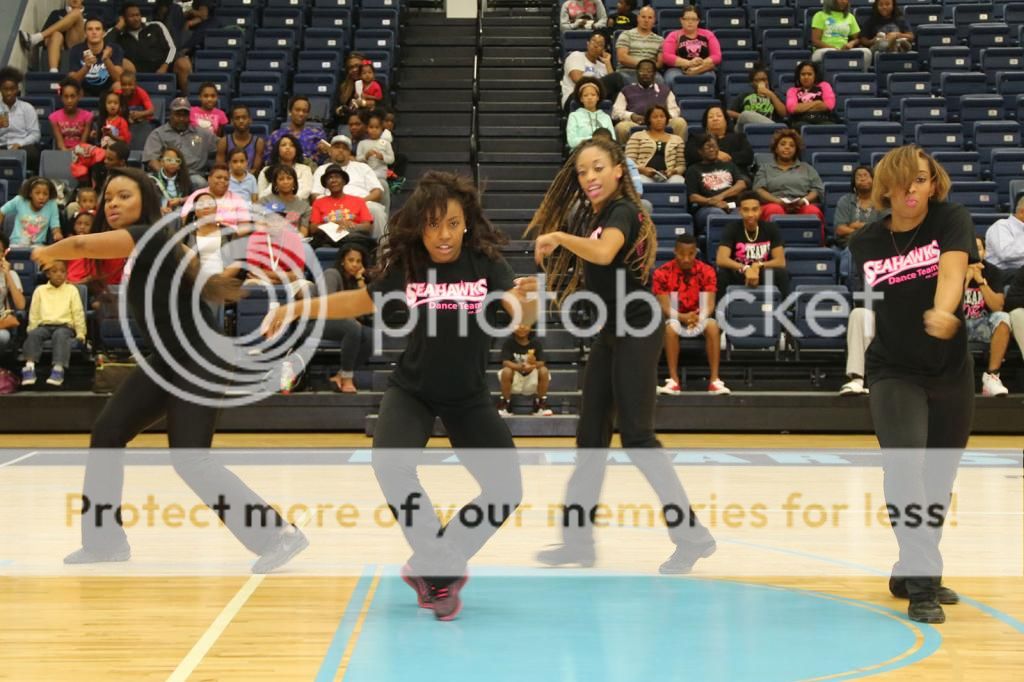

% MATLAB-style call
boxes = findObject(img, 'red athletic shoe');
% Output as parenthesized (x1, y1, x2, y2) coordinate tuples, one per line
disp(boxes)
(428, 575, 469, 621)
(401, 563, 433, 609)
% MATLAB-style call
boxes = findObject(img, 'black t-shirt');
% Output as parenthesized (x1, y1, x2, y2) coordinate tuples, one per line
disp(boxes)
(684, 160, 746, 201)
(67, 42, 125, 91)
(684, 132, 755, 174)
(501, 335, 545, 366)
(720, 220, 783, 266)
(675, 33, 712, 60)
(582, 197, 657, 332)
(368, 248, 515, 406)
(849, 202, 978, 384)
(126, 223, 218, 362)
(1004, 267, 1024, 312)
(860, 14, 912, 40)
(963, 261, 1004, 320)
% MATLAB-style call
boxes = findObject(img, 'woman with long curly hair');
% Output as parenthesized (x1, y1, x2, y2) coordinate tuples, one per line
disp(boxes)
(527, 136, 716, 574)
(262, 171, 538, 621)
(31, 167, 308, 574)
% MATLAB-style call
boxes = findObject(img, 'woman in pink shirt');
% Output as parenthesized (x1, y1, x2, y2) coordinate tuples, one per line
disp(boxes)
(662, 5, 721, 84)
(48, 78, 93, 151)
(786, 61, 837, 128)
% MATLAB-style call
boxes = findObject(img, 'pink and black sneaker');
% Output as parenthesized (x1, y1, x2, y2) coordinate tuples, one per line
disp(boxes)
(400, 563, 433, 609)
(426, 575, 469, 621)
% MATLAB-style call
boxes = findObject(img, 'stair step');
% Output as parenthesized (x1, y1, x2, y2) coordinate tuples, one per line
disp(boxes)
(482, 35, 551, 47)
(482, 46, 555, 59)
(480, 67, 557, 81)
(479, 151, 565, 164)
(481, 56, 556, 68)
(480, 89, 558, 102)
(403, 33, 477, 47)
(479, 126, 561, 138)
(479, 112, 561, 127)
(480, 138, 563, 153)
(479, 101, 559, 113)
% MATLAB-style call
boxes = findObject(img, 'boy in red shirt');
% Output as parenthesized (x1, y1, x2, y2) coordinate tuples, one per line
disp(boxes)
(652, 233, 730, 395)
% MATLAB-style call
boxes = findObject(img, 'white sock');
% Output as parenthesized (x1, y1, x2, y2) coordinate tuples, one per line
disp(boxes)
(25, 361, 35, 370)
(30, 32, 44, 46)
(53, 364, 64, 371)
(48, 68, 59, 74)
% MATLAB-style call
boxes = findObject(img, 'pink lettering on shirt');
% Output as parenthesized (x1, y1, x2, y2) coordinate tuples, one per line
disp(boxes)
(405, 279, 489, 312)
(862, 240, 941, 287)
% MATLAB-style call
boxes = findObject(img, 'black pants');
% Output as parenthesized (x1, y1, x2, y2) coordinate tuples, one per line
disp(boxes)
(371, 386, 522, 576)
(83, 354, 285, 554)
(869, 360, 974, 596)
(563, 323, 714, 548)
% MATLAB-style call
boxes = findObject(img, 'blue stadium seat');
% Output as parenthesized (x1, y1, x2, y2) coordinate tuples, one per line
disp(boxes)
(723, 286, 782, 352)
(669, 74, 716, 99)
(931, 151, 982, 180)
(561, 30, 589, 56)
(718, 51, 760, 79)
(996, 71, 1024, 113)
(843, 98, 890, 131)
(900, 97, 948, 138)
(135, 73, 176, 99)
(810, 152, 860, 184)
(791, 284, 851, 352)
(959, 94, 1010, 126)
(744, 123, 785, 151)
(980, 47, 1024, 85)
(705, 8, 747, 30)
(261, 8, 305, 31)
(822, 51, 866, 76)
(953, 4, 999, 41)
(304, 28, 349, 51)
(39, 150, 74, 185)
(769, 50, 811, 89)
(876, 52, 923, 94)
(353, 29, 396, 55)
(752, 7, 795, 31)
(292, 73, 338, 100)
(855, 122, 902, 164)
(310, 9, 353, 39)
(831, 73, 876, 110)
(6, 248, 37, 299)
(187, 72, 234, 99)
(0, 151, 27, 188)
(914, 122, 963, 150)
(968, 23, 1011, 63)
(785, 248, 838, 287)
(253, 29, 297, 50)
(677, 97, 721, 124)
(989, 149, 1024, 206)
(949, 181, 1000, 211)
(715, 28, 754, 52)
(903, 4, 943, 27)
(24, 72, 63, 96)
(203, 28, 249, 51)
(972, 121, 1022, 166)
(915, 24, 957, 58)
(238, 71, 286, 99)
(939, 72, 988, 119)
(759, 28, 802, 56)
(801, 125, 848, 153)
(771, 215, 824, 247)
(193, 50, 240, 74)
(644, 184, 690, 212)
(245, 50, 292, 72)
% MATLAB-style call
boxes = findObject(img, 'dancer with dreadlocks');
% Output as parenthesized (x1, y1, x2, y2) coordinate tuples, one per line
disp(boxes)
(528, 137, 717, 573)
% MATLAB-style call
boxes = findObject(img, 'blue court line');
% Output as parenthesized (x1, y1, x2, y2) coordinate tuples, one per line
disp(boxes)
(716, 536, 1024, 636)
(314, 565, 376, 682)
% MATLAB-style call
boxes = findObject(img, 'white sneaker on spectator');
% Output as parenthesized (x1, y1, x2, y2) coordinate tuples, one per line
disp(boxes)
(707, 379, 731, 395)
(981, 372, 1009, 397)
(657, 378, 682, 395)
(839, 377, 869, 396)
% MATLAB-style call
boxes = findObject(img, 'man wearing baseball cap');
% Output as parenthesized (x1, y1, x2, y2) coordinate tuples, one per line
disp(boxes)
(310, 164, 373, 247)
(311, 135, 388, 237)
(142, 96, 217, 188)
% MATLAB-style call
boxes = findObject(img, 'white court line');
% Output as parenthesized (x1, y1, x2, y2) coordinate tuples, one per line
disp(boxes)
(166, 574, 265, 682)
(0, 451, 38, 468)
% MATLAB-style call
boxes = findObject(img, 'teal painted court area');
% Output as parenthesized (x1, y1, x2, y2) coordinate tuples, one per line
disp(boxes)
(334, 574, 941, 682)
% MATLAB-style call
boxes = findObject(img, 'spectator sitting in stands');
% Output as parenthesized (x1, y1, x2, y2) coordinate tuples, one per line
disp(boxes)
(333, 52, 368, 126)
(190, 82, 228, 137)
(18, 0, 86, 73)
(560, 0, 607, 32)
(65, 210, 96, 284)
(602, 0, 638, 42)
(860, 0, 914, 55)
(322, 243, 374, 393)
(1, 177, 63, 247)
(566, 78, 615, 150)
(183, 193, 231, 279)
(227, 148, 258, 203)
(88, 90, 131, 147)
(611, 59, 687, 144)
(0, 67, 42, 175)
(684, 103, 754, 175)
(116, 70, 155, 126)
(715, 191, 788, 297)
(684, 133, 748, 232)
(261, 167, 311, 236)
(154, 0, 211, 92)
(65, 186, 98, 221)
(216, 104, 266, 176)
(0, 234, 27, 352)
(149, 145, 192, 214)
(107, 3, 178, 83)
(561, 32, 620, 110)
(662, 5, 722, 83)
(728, 64, 787, 134)
(965, 237, 1013, 397)
(311, 135, 387, 238)
(91, 139, 129, 191)
(615, 5, 664, 85)
(68, 18, 125, 97)
(626, 105, 685, 184)
(310, 165, 373, 248)
(653, 233, 729, 396)
(143, 97, 217, 188)
(497, 324, 553, 417)
(811, 0, 873, 71)
(258, 135, 314, 201)
(20, 261, 86, 388)
(985, 197, 1024, 273)
(347, 111, 370, 148)
(786, 61, 837, 128)
(754, 128, 826, 240)
(355, 61, 384, 112)
(49, 78, 93, 153)
(382, 110, 396, 143)
(266, 96, 329, 167)
(1005, 266, 1024, 363)
(225, 206, 312, 299)
(356, 111, 395, 189)
(835, 165, 884, 248)
(180, 164, 250, 231)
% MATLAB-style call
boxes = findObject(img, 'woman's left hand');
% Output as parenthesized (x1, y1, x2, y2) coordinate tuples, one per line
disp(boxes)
(31, 245, 58, 273)
(924, 308, 960, 340)
(534, 232, 562, 266)
(512, 276, 539, 300)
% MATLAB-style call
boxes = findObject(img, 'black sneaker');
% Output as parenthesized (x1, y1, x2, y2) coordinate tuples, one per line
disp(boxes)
(659, 539, 717, 575)
(252, 526, 309, 574)
(908, 597, 945, 624)
(63, 543, 131, 564)
(536, 543, 596, 568)
(497, 397, 512, 417)
(427, 575, 468, 621)
(401, 563, 433, 609)
(18, 30, 31, 52)
(889, 575, 959, 605)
